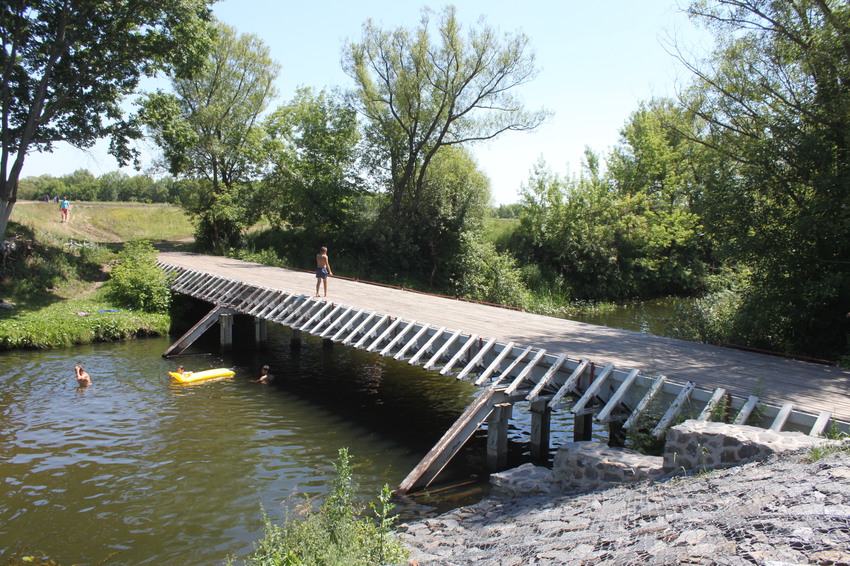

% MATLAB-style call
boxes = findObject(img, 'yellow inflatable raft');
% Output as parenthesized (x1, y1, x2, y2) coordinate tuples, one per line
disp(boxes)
(169, 367, 236, 384)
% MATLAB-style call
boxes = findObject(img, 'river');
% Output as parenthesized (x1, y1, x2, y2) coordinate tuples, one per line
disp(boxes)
(0, 298, 680, 565)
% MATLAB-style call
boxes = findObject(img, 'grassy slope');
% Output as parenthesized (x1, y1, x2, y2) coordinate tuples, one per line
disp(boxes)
(0, 202, 195, 348)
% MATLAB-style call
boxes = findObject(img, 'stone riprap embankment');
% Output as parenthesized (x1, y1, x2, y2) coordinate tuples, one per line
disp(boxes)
(400, 444, 850, 565)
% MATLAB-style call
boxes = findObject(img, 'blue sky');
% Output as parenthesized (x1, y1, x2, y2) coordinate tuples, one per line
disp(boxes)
(22, 1, 711, 204)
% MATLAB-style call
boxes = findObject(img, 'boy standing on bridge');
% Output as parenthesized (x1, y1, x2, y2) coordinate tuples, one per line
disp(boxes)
(316, 246, 332, 297)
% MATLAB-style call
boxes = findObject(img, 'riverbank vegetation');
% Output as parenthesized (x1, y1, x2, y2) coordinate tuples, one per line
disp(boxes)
(6, 1, 850, 366)
(231, 449, 408, 566)
(0, 205, 189, 350)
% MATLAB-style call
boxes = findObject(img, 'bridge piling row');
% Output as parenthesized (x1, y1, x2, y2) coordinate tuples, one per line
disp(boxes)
(158, 261, 847, 494)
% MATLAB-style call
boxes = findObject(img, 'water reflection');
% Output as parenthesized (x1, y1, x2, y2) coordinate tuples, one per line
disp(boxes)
(0, 328, 491, 565)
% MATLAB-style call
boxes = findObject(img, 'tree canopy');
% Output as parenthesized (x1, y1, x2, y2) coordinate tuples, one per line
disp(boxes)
(0, 0, 215, 238)
(142, 20, 280, 251)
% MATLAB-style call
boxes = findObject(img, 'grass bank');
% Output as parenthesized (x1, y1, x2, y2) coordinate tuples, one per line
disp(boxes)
(0, 202, 194, 350)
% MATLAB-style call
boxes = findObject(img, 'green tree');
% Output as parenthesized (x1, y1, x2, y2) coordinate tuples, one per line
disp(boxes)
(0, 0, 214, 239)
(677, 0, 850, 358)
(142, 20, 279, 251)
(263, 87, 361, 239)
(343, 6, 549, 280)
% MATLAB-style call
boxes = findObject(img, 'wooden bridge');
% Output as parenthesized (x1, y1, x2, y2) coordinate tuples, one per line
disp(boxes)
(157, 251, 850, 494)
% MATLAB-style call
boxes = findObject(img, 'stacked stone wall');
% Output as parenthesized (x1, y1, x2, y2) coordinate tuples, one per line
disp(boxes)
(491, 419, 832, 496)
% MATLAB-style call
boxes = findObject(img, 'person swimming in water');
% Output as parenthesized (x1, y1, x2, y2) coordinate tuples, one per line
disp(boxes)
(74, 365, 91, 387)
(251, 365, 275, 384)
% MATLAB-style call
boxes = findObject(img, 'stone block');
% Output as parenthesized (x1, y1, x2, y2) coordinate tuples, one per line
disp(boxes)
(489, 462, 555, 496)
(663, 420, 827, 472)
(553, 441, 665, 492)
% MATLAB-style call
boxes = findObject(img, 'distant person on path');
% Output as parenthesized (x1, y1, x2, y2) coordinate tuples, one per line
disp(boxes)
(74, 364, 91, 387)
(251, 365, 275, 384)
(316, 246, 332, 297)
(60, 198, 70, 223)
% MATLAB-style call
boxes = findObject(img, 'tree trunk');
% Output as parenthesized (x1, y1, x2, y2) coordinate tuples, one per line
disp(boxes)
(0, 177, 18, 240)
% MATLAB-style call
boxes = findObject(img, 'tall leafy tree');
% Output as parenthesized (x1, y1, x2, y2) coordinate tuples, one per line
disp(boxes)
(677, 0, 850, 357)
(0, 0, 214, 238)
(142, 21, 280, 251)
(343, 6, 549, 279)
(263, 87, 361, 239)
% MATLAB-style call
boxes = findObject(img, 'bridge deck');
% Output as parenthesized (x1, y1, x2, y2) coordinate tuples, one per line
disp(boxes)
(158, 251, 850, 423)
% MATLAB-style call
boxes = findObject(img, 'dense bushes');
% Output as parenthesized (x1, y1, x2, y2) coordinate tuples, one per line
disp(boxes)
(105, 241, 173, 313)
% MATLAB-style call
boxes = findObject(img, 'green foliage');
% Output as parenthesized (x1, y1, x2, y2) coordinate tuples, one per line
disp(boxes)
(342, 6, 548, 287)
(142, 21, 280, 252)
(263, 87, 361, 240)
(667, 288, 742, 344)
(232, 448, 408, 566)
(0, 295, 170, 350)
(105, 241, 173, 313)
(677, 0, 850, 359)
(18, 170, 183, 204)
(514, 156, 709, 301)
(450, 232, 530, 309)
(1, 0, 215, 237)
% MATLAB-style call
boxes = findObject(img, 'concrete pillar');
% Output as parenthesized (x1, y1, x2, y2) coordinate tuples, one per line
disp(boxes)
(530, 399, 552, 462)
(487, 403, 512, 470)
(219, 313, 233, 352)
(254, 317, 268, 347)
(290, 328, 302, 349)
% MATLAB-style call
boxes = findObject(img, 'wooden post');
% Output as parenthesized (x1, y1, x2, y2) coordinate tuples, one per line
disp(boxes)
(291, 328, 302, 349)
(574, 362, 594, 441)
(487, 403, 512, 470)
(530, 399, 552, 462)
(608, 420, 626, 448)
(219, 313, 233, 352)
(254, 317, 267, 347)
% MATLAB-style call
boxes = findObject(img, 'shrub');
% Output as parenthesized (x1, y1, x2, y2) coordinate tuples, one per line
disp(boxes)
(232, 448, 409, 566)
(105, 241, 172, 313)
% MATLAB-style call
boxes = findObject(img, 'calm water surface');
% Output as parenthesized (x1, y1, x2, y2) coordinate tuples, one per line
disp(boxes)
(0, 329, 488, 566)
(0, 296, 669, 566)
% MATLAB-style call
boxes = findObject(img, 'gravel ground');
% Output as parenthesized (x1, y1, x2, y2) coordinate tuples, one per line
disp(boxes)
(399, 445, 850, 566)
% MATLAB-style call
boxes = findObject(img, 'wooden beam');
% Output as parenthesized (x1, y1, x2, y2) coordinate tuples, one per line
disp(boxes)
(622, 376, 667, 430)
(408, 327, 447, 365)
(548, 359, 589, 409)
(571, 363, 615, 414)
(423, 329, 463, 370)
(504, 348, 547, 395)
(341, 312, 378, 345)
(810, 411, 832, 436)
(733, 395, 760, 425)
(393, 324, 431, 360)
(526, 354, 568, 402)
(365, 316, 403, 352)
(455, 337, 496, 381)
(596, 368, 640, 422)
(379, 319, 418, 355)
(354, 315, 389, 348)
(490, 346, 533, 388)
(652, 381, 695, 437)
(162, 305, 234, 358)
(697, 388, 727, 422)
(474, 342, 516, 386)
(439, 334, 479, 376)
(769, 403, 794, 432)
(396, 388, 508, 495)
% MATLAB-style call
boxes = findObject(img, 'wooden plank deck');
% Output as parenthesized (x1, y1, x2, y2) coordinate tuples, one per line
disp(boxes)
(158, 251, 850, 423)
